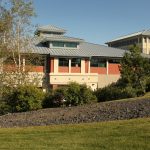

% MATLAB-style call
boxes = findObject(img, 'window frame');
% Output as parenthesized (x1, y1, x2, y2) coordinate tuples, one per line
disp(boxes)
(71, 58, 81, 67)
(59, 58, 69, 67)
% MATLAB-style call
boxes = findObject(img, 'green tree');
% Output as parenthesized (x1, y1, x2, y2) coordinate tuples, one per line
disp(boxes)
(120, 45, 150, 95)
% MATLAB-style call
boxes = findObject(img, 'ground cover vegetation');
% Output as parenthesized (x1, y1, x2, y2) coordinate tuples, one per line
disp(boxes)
(0, 118, 149, 150)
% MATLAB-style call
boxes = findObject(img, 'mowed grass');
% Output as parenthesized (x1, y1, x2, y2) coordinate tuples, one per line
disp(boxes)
(0, 118, 149, 150)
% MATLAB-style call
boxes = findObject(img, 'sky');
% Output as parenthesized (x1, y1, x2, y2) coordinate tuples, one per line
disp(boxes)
(32, 0, 150, 45)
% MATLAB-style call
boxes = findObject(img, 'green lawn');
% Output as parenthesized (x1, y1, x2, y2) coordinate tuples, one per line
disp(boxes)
(0, 118, 149, 150)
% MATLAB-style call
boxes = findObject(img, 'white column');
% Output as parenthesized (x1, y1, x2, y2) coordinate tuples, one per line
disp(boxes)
(88, 59, 90, 73)
(81, 59, 85, 74)
(49, 42, 53, 48)
(69, 59, 71, 73)
(146, 37, 149, 54)
(106, 60, 109, 75)
(54, 58, 58, 73)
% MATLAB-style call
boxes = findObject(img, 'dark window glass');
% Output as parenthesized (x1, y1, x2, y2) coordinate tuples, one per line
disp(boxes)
(52, 42, 64, 47)
(59, 58, 69, 66)
(71, 58, 81, 67)
(109, 59, 120, 64)
(66, 42, 78, 48)
(90, 58, 106, 67)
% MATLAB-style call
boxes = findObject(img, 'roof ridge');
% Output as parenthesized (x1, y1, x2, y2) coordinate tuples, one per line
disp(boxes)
(106, 29, 147, 43)
(39, 24, 65, 30)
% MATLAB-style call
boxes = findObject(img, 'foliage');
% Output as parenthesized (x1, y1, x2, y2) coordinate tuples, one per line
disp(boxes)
(120, 45, 150, 95)
(43, 82, 97, 108)
(95, 83, 136, 102)
(65, 82, 97, 106)
(42, 88, 66, 108)
(146, 77, 150, 92)
(0, 0, 42, 89)
(6, 85, 45, 112)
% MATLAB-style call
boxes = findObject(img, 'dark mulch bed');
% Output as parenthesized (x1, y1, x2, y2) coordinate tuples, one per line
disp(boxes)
(0, 98, 150, 128)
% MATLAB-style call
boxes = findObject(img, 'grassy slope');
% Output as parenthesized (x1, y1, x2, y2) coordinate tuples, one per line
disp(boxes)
(0, 118, 149, 150)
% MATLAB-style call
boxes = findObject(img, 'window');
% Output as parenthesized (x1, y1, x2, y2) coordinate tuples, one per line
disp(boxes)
(59, 58, 69, 66)
(90, 58, 106, 67)
(52, 42, 65, 47)
(144, 37, 146, 43)
(109, 59, 120, 64)
(66, 42, 78, 48)
(71, 58, 81, 67)
(26, 56, 45, 66)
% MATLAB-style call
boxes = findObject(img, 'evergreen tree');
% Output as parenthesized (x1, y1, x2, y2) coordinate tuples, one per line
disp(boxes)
(120, 45, 150, 95)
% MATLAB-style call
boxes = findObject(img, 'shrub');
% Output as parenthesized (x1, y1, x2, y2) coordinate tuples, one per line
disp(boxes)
(79, 84, 97, 104)
(65, 82, 96, 106)
(65, 82, 81, 106)
(0, 102, 10, 115)
(146, 78, 150, 92)
(95, 84, 137, 102)
(6, 85, 45, 112)
(42, 88, 66, 108)
(43, 82, 96, 108)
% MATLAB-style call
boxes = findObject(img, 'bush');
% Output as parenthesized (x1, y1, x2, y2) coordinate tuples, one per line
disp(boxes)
(0, 102, 10, 115)
(79, 84, 97, 104)
(42, 88, 66, 108)
(6, 85, 45, 112)
(95, 84, 137, 102)
(42, 82, 97, 108)
(65, 82, 96, 106)
(146, 78, 150, 92)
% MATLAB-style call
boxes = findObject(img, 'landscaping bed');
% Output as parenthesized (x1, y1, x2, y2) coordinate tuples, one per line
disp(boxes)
(0, 98, 150, 128)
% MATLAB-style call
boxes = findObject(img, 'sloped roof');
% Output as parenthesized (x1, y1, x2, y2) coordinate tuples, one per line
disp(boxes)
(106, 29, 150, 44)
(36, 25, 66, 34)
(42, 35, 84, 43)
(27, 37, 125, 58)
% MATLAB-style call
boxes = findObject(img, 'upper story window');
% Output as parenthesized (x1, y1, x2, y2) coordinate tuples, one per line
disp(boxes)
(51, 41, 78, 48)
(66, 42, 78, 48)
(90, 58, 106, 67)
(52, 42, 65, 47)
(59, 58, 69, 66)
(71, 58, 81, 67)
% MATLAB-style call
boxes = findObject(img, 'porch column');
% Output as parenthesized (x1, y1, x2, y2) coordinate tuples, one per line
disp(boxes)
(54, 58, 58, 73)
(88, 59, 90, 73)
(69, 59, 71, 73)
(81, 59, 85, 74)
(106, 60, 109, 75)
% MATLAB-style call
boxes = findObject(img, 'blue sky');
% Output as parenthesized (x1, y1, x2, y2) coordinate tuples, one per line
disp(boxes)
(32, 0, 150, 45)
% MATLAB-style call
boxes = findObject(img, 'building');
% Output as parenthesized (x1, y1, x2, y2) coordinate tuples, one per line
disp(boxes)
(24, 25, 126, 90)
(106, 29, 150, 54)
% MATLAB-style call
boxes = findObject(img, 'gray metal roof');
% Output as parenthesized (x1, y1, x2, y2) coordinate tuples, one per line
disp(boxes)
(106, 29, 150, 44)
(42, 35, 84, 43)
(28, 37, 126, 58)
(36, 25, 66, 33)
